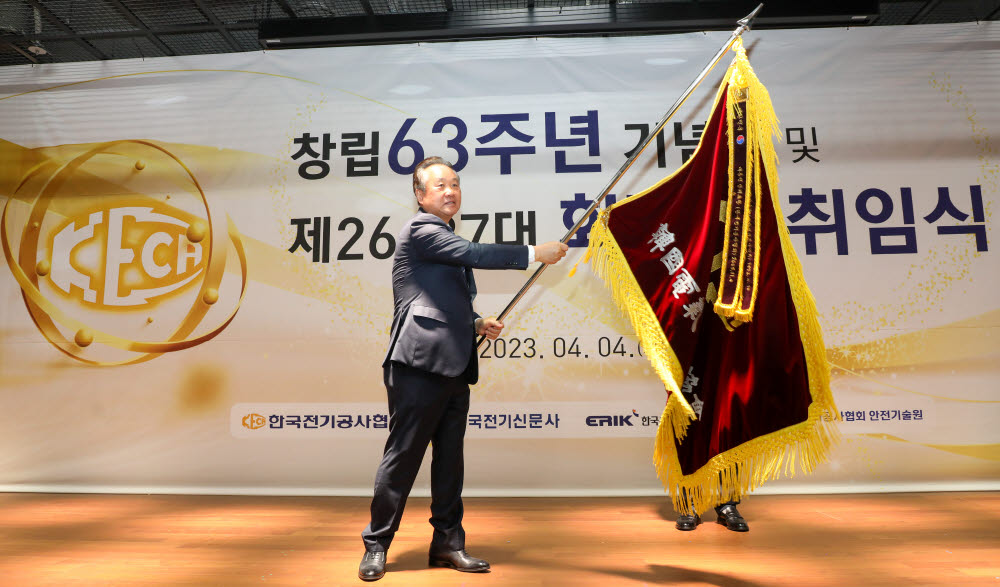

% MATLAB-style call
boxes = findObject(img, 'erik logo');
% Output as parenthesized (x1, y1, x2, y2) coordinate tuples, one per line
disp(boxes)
(586, 409, 639, 427)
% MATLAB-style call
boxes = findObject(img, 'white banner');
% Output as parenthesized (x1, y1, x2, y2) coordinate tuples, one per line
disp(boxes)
(1, 22, 997, 495)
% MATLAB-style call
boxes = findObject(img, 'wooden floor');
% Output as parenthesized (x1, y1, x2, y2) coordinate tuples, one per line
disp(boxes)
(0, 492, 996, 586)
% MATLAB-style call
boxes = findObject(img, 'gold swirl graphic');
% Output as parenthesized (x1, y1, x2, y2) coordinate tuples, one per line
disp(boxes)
(0, 69, 319, 103)
(1, 139, 248, 366)
(857, 433, 1000, 462)
(825, 306, 1000, 403)
(0, 68, 412, 121)
(829, 362, 1000, 404)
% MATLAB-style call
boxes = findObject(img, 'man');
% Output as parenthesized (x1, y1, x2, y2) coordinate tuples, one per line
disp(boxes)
(675, 500, 749, 532)
(671, 426, 749, 533)
(359, 157, 568, 581)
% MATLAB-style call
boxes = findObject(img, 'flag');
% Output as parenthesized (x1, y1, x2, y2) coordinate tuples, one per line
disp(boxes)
(585, 39, 838, 515)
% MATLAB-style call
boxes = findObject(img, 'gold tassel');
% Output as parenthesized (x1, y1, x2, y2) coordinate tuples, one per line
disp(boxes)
(567, 237, 596, 278)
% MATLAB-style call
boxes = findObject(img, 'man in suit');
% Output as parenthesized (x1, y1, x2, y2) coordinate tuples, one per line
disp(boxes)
(359, 156, 568, 581)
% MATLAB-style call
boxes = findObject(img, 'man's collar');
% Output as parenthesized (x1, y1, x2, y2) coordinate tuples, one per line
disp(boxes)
(417, 207, 455, 231)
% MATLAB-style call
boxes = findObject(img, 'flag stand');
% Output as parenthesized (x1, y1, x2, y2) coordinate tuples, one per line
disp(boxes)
(479, 3, 764, 348)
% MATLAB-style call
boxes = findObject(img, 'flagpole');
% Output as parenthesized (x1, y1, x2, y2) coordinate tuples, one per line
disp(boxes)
(478, 3, 763, 348)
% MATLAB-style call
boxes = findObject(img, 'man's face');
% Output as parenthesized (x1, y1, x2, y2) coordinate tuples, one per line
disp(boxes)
(416, 164, 461, 223)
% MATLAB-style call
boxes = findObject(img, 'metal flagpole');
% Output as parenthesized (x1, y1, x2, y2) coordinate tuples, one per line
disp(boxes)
(478, 3, 764, 349)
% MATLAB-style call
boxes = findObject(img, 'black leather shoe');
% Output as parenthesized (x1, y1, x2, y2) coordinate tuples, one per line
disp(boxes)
(675, 513, 701, 531)
(358, 551, 386, 581)
(428, 548, 490, 572)
(715, 504, 749, 532)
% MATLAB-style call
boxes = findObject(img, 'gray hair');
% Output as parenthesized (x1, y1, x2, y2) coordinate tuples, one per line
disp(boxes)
(412, 156, 457, 196)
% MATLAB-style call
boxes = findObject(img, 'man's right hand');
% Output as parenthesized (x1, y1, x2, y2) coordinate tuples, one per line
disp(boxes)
(534, 241, 569, 265)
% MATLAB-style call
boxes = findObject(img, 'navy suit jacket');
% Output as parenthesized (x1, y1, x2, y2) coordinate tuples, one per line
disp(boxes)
(383, 211, 529, 384)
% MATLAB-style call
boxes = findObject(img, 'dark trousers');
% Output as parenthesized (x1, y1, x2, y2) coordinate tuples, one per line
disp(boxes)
(362, 361, 470, 553)
(679, 482, 740, 515)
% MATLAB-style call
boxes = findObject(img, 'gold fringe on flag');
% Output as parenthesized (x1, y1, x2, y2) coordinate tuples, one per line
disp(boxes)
(586, 39, 839, 514)
(586, 218, 698, 440)
(713, 39, 780, 323)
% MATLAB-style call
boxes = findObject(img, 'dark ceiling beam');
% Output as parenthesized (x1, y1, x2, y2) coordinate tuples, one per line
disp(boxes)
(104, 0, 176, 56)
(259, 0, 881, 49)
(191, 0, 243, 51)
(5, 41, 39, 64)
(360, 0, 376, 17)
(907, 0, 943, 25)
(272, 0, 298, 18)
(21, 0, 108, 60)
(259, 0, 300, 48)
(0, 22, 259, 44)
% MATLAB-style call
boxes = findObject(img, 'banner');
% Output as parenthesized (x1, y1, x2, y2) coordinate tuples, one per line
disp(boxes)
(0, 22, 997, 495)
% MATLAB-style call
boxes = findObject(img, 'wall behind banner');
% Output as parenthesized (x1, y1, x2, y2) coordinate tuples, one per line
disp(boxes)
(1, 22, 997, 496)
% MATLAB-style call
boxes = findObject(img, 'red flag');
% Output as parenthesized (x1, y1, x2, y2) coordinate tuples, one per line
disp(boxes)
(586, 40, 838, 514)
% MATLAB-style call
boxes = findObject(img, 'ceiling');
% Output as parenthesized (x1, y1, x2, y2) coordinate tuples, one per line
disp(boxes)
(0, 0, 998, 68)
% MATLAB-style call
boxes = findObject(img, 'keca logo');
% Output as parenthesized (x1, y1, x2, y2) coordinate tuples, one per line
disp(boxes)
(2, 139, 248, 365)
(243, 413, 266, 430)
(47, 203, 208, 308)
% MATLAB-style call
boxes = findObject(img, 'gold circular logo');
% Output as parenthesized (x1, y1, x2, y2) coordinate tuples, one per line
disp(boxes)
(2, 140, 248, 366)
